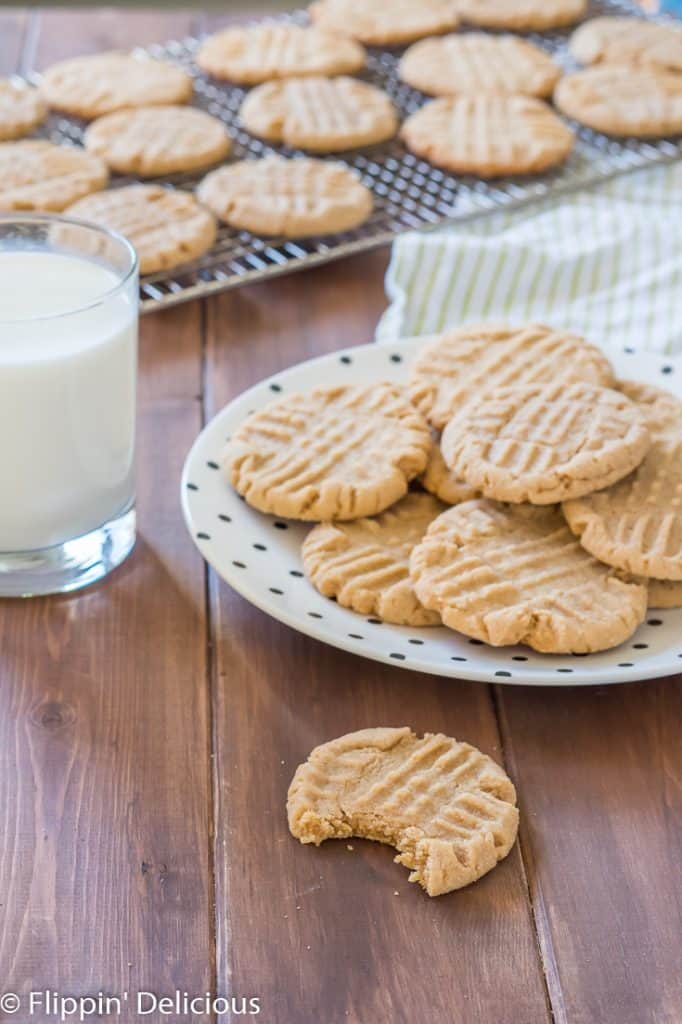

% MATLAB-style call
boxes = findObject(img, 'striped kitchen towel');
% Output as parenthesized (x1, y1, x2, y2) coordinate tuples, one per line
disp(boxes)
(376, 161, 682, 353)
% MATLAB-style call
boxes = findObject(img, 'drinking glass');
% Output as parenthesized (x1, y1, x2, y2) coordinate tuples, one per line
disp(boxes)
(0, 213, 139, 596)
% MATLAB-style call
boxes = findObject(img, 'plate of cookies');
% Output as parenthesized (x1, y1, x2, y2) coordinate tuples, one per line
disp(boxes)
(182, 324, 682, 686)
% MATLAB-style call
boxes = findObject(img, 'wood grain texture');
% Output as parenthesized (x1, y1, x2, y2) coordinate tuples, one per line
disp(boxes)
(0, 11, 213, 1011)
(205, 255, 552, 1024)
(497, 679, 682, 1024)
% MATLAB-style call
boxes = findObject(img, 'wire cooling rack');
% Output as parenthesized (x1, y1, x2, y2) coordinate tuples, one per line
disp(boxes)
(29, 0, 682, 312)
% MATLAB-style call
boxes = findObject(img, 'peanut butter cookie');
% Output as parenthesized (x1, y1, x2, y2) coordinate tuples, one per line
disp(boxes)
(441, 381, 650, 504)
(410, 500, 647, 652)
(302, 492, 444, 625)
(196, 23, 365, 83)
(288, 727, 519, 897)
(222, 383, 432, 521)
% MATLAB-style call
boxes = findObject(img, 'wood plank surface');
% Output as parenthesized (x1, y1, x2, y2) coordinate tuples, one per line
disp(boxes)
(204, 255, 552, 1024)
(0, 9, 214, 1011)
(497, 678, 682, 1024)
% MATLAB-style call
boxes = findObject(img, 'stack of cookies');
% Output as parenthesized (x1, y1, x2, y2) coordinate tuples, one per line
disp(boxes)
(221, 322, 682, 656)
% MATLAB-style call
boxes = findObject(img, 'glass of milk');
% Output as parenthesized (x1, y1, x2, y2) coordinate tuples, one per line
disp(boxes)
(0, 213, 138, 596)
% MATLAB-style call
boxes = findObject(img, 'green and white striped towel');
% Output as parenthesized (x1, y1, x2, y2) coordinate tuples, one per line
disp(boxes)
(376, 162, 682, 353)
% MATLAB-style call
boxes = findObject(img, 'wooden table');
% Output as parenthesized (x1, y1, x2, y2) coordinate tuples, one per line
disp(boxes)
(1, 9, 681, 1024)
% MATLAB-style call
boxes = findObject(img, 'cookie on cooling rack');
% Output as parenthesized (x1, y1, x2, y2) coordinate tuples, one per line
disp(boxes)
(564, 382, 682, 582)
(39, 52, 192, 120)
(0, 79, 47, 141)
(196, 23, 365, 84)
(288, 727, 519, 896)
(197, 156, 373, 238)
(569, 17, 682, 74)
(554, 65, 682, 138)
(400, 95, 574, 177)
(410, 500, 647, 653)
(440, 380, 650, 505)
(239, 75, 397, 151)
(399, 34, 561, 99)
(308, 0, 460, 46)
(302, 491, 444, 626)
(222, 383, 432, 521)
(0, 140, 108, 211)
(67, 184, 216, 274)
(456, 0, 586, 31)
(408, 323, 615, 431)
(85, 105, 231, 177)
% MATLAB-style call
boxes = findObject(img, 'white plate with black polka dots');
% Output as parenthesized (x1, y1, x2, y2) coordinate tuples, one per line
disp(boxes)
(182, 339, 682, 686)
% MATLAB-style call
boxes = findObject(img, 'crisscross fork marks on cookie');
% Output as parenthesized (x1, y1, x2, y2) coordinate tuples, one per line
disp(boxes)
(302, 492, 443, 624)
(85, 105, 230, 177)
(554, 66, 682, 138)
(0, 140, 108, 212)
(564, 382, 682, 580)
(409, 324, 614, 430)
(410, 501, 647, 652)
(240, 76, 397, 151)
(401, 95, 573, 177)
(569, 17, 682, 73)
(288, 727, 519, 896)
(223, 384, 431, 521)
(441, 381, 650, 504)
(39, 53, 192, 120)
(66, 184, 216, 274)
(210, 157, 376, 238)
(197, 24, 365, 83)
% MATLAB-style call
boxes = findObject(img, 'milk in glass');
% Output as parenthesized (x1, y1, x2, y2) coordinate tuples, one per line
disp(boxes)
(0, 250, 137, 552)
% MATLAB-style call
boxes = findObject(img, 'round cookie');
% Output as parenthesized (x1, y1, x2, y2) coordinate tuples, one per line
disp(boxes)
(39, 53, 192, 120)
(400, 95, 573, 177)
(288, 727, 519, 897)
(308, 0, 460, 46)
(0, 79, 47, 141)
(420, 439, 479, 505)
(440, 381, 650, 505)
(456, 0, 586, 32)
(239, 75, 397, 151)
(399, 34, 561, 99)
(410, 500, 647, 653)
(197, 156, 373, 237)
(222, 383, 432, 521)
(84, 105, 230, 177)
(563, 382, 682, 581)
(196, 23, 365, 84)
(569, 17, 682, 74)
(554, 66, 682, 138)
(647, 579, 682, 609)
(67, 185, 216, 274)
(0, 140, 108, 212)
(302, 492, 444, 625)
(409, 323, 615, 432)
